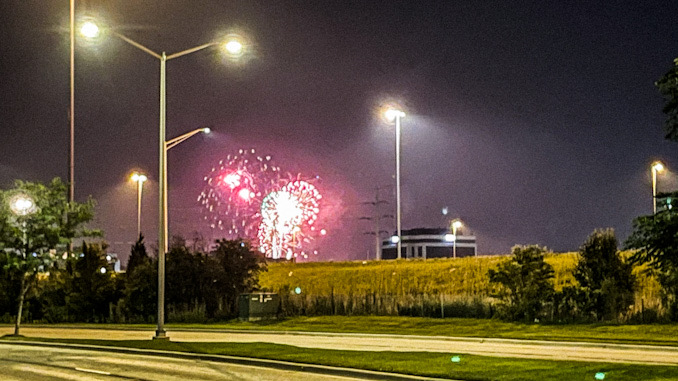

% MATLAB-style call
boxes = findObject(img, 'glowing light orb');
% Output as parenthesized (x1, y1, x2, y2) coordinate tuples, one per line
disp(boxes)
(9, 194, 36, 216)
(80, 21, 100, 39)
(224, 40, 244, 55)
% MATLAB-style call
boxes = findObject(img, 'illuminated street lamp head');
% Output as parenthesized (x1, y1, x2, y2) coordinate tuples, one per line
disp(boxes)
(384, 108, 406, 122)
(131, 172, 148, 183)
(80, 21, 100, 39)
(202, 127, 211, 134)
(224, 39, 244, 55)
(652, 161, 665, 172)
(452, 220, 463, 230)
(9, 194, 37, 216)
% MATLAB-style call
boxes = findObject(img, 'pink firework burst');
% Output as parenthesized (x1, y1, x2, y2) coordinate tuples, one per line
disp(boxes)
(257, 180, 322, 259)
(199, 150, 325, 259)
(198, 149, 282, 237)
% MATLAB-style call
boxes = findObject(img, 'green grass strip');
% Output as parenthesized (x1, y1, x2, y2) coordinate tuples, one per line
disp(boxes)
(4, 336, 678, 381)
(15, 316, 678, 346)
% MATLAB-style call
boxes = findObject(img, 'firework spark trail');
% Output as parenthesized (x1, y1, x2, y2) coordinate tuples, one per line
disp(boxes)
(199, 149, 324, 259)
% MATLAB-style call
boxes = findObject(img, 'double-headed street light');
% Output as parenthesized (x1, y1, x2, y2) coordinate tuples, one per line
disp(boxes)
(130, 172, 148, 238)
(652, 161, 665, 214)
(384, 107, 406, 259)
(81, 19, 243, 340)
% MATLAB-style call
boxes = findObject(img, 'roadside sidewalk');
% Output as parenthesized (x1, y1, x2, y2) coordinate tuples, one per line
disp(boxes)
(3, 326, 678, 365)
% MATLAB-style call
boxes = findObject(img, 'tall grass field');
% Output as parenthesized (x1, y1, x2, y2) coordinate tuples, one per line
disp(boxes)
(259, 253, 662, 320)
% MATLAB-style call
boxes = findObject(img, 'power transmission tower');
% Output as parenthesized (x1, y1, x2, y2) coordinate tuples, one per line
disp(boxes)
(360, 186, 393, 260)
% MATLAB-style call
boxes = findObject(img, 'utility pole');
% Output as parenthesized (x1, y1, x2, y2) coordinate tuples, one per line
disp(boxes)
(360, 186, 393, 260)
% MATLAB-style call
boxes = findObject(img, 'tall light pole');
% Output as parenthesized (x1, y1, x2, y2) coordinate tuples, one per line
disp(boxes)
(652, 161, 665, 214)
(131, 172, 148, 238)
(384, 108, 405, 259)
(81, 20, 243, 340)
(69, 0, 75, 205)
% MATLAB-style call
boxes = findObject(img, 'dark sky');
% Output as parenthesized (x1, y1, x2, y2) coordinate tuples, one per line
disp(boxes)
(2, 1, 678, 261)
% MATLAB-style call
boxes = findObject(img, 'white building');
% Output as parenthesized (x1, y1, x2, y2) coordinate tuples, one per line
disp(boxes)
(381, 228, 477, 259)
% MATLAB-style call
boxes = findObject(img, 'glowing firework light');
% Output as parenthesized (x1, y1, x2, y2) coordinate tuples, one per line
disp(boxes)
(198, 149, 282, 237)
(200, 149, 325, 259)
(257, 180, 321, 259)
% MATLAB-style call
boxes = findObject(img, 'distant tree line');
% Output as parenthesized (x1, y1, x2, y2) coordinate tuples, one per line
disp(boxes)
(0, 235, 267, 324)
(0, 177, 267, 327)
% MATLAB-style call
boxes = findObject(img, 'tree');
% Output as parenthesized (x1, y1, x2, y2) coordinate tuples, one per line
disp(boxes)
(488, 245, 554, 321)
(121, 236, 156, 322)
(656, 59, 678, 141)
(575, 229, 635, 321)
(211, 239, 267, 317)
(126, 234, 148, 275)
(625, 211, 678, 319)
(0, 179, 97, 334)
(67, 242, 118, 322)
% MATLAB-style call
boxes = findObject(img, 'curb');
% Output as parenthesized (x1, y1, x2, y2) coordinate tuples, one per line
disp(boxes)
(0, 340, 453, 381)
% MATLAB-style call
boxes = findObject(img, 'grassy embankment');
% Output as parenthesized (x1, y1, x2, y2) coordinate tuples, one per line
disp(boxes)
(4, 336, 678, 381)
(258, 253, 662, 318)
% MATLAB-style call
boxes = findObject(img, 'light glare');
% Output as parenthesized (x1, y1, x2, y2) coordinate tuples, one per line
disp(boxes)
(224, 40, 243, 55)
(10, 194, 36, 216)
(384, 108, 405, 122)
(80, 21, 100, 39)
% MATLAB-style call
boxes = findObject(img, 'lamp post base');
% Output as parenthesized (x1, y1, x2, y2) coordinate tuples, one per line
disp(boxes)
(153, 330, 169, 341)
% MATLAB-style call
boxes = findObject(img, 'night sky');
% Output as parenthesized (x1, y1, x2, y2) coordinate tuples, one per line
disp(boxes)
(2, 1, 678, 262)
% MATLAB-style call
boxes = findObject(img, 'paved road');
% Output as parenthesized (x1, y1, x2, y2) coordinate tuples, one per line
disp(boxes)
(0, 342, 395, 381)
(3, 326, 678, 366)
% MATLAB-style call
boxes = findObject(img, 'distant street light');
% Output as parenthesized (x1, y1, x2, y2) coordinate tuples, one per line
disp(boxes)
(652, 161, 665, 214)
(9, 193, 37, 336)
(81, 19, 245, 340)
(130, 172, 148, 238)
(384, 107, 406, 259)
(10, 194, 37, 217)
(451, 219, 463, 258)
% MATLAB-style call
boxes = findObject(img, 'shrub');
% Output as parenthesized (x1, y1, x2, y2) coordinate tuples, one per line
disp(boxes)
(488, 245, 555, 321)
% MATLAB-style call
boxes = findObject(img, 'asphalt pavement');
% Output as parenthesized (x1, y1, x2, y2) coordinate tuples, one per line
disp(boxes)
(0, 342, 437, 381)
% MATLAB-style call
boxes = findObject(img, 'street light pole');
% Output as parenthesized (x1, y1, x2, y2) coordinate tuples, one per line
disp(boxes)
(395, 113, 402, 260)
(163, 127, 210, 251)
(80, 21, 242, 340)
(157, 52, 168, 339)
(69, 0, 75, 205)
(384, 108, 405, 259)
(652, 161, 665, 214)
